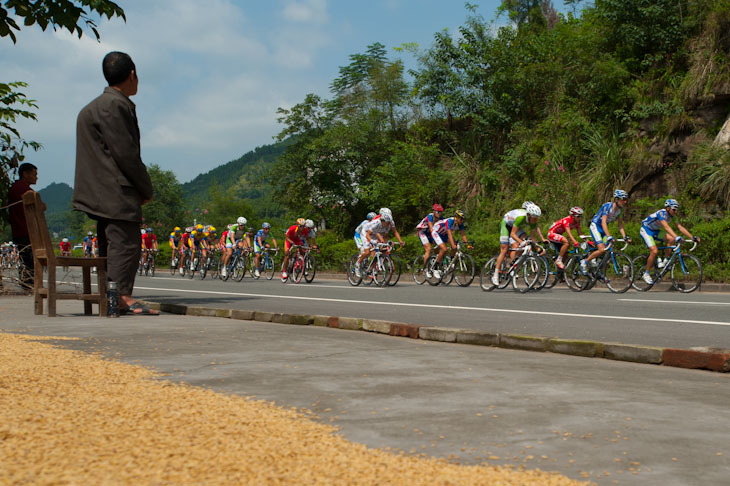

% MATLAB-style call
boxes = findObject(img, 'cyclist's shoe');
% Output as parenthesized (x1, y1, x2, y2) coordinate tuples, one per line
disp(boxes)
(221, 268, 227, 278)
(254, 269, 260, 278)
(642, 272, 654, 285)
(281, 271, 288, 282)
(425, 270, 432, 279)
(579, 259, 589, 275)
(556, 258, 564, 270)
(433, 269, 441, 280)
(657, 258, 666, 269)
(354, 265, 361, 278)
(491, 272, 500, 286)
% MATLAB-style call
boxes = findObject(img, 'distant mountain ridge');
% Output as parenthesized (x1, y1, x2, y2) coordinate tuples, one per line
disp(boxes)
(39, 182, 73, 214)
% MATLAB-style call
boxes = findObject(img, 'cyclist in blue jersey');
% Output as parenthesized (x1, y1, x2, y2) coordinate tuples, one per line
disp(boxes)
(639, 199, 699, 285)
(354, 212, 377, 250)
(253, 222, 278, 278)
(430, 210, 468, 280)
(581, 189, 631, 275)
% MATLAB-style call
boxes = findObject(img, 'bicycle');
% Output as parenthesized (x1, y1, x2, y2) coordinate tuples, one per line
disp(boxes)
(231, 247, 250, 282)
(425, 241, 475, 287)
(347, 242, 394, 287)
(187, 250, 202, 280)
(303, 246, 318, 283)
(564, 236, 633, 293)
(251, 247, 278, 280)
(283, 245, 306, 284)
(170, 250, 180, 276)
(480, 239, 547, 293)
(207, 248, 222, 280)
(384, 242, 403, 286)
(199, 249, 216, 280)
(632, 238, 702, 293)
(179, 248, 192, 278)
(142, 249, 157, 276)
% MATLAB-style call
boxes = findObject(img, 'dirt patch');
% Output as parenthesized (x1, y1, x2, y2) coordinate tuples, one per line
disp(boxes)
(0, 332, 591, 485)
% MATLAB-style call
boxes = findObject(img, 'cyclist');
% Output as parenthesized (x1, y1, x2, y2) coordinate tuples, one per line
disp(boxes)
(493, 203, 543, 286)
(416, 203, 444, 276)
(59, 237, 72, 256)
(639, 199, 700, 285)
(253, 222, 278, 277)
(169, 226, 183, 253)
(304, 219, 318, 249)
(355, 207, 405, 277)
(82, 231, 94, 257)
(581, 189, 631, 275)
(547, 207, 583, 269)
(141, 226, 158, 266)
(222, 217, 247, 278)
(281, 218, 312, 281)
(522, 201, 547, 242)
(354, 212, 377, 250)
(186, 226, 208, 271)
(430, 210, 468, 280)
(92, 233, 99, 257)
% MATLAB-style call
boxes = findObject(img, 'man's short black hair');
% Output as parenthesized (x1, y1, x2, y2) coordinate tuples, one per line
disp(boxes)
(102, 51, 136, 86)
(18, 163, 37, 178)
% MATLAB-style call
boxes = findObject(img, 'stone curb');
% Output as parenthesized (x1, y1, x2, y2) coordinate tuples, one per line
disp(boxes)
(136, 300, 730, 373)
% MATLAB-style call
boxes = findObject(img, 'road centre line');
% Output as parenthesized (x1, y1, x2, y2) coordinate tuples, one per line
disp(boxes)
(619, 299, 730, 306)
(142, 276, 377, 290)
(134, 285, 730, 328)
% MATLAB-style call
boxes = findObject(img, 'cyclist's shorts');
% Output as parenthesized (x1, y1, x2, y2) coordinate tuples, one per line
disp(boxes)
(418, 229, 435, 246)
(500, 221, 526, 246)
(640, 226, 665, 248)
(285, 237, 303, 252)
(354, 233, 364, 249)
(254, 242, 269, 254)
(547, 231, 567, 245)
(589, 222, 609, 245)
(431, 230, 446, 246)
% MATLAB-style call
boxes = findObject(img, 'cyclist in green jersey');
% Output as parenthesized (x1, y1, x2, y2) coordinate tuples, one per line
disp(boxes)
(492, 203, 543, 286)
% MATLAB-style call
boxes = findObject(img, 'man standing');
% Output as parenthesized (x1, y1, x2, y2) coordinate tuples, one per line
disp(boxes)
(8, 162, 40, 290)
(73, 51, 158, 315)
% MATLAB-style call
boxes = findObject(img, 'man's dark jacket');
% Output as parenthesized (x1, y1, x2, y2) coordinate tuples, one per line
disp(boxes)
(73, 87, 153, 222)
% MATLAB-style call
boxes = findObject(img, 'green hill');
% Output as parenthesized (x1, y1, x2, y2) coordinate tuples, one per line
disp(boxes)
(38, 182, 72, 215)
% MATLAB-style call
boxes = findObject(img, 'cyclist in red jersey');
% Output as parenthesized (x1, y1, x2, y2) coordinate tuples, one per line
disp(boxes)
(281, 218, 311, 281)
(59, 238, 72, 256)
(547, 207, 583, 269)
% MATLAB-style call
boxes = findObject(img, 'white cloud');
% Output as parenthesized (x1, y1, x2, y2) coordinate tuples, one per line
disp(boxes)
(282, 0, 329, 24)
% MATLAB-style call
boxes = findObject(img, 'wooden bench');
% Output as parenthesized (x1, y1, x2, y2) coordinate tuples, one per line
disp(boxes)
(22, 191, 108, 317)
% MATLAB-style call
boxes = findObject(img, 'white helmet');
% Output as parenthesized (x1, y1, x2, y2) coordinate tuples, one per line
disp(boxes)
(525, 203, 542, 217)
(305, 219, 314, 229)
(237, 217, 247, 226)
(62, 238, 68, 243)
(381, 213, 393, 223)
(379, 207, 392, 218)
(521, 201, 534, 210)
(141, 229, 146, 234)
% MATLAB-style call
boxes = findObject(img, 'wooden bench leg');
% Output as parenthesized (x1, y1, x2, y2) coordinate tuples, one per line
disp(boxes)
(82, 266, 92, 315)
(98, 266, 108, 317)
(34, 258, 43, 315)
(47, 265, 56, 317)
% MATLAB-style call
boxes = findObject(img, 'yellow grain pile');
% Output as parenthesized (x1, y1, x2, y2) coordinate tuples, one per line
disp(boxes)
(0, 332, 591, 485)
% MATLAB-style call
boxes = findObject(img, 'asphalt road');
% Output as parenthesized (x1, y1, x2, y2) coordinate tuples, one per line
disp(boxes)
(95, 269, 730, 350)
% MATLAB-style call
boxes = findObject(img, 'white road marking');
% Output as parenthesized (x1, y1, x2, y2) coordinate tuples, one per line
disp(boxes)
(139, 276, 377, 290)
(133, 285, 730, 328)
(619, 299, 730, 306)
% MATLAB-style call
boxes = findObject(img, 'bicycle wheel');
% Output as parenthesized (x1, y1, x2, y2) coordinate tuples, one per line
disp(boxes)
(372, 255, 391, 287)
(210, 254, 220, 280)
(180, 254, 189, 277)
(304, 254, 316, 283)
(234, 256, 247, 282)
(412, 256, 427, 285)
(631, 255, 656, 292)
(479, 257, 497, 291)
(512, 255, 543, 293)
(347, 255, 363, 286)
(150, 256, 156, 277)
(387, 254, 402, 286)
(542, 255, 559, 289)
(603, 251, 633, 293)
(251, 256, 261, 280)
(425, 256, 442, 286)
(199, 257, 209, 280)
(454, 254, 475, 287)
(440, 256, 455, 286)
(564, 255, 589, 292)
(170, 257, 177, 275)
(671, 253, 702, 293)
(138, 260, 144, 276)
(292, 256, 305, 283)
(188, 256, 198, 280)
(264, 254, 276, 280)
(219, 257, 230, 281)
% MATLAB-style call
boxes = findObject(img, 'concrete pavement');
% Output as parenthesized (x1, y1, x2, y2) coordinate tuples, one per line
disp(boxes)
(2, 295, 729, 486)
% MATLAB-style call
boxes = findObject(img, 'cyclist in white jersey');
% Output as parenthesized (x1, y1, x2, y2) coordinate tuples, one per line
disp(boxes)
(354, 212, 377, 249)
(355, 207, 405, 276)
(581, 189, 631, 275)
(416, 203, 444, 274)
(639, 198, 699, 284)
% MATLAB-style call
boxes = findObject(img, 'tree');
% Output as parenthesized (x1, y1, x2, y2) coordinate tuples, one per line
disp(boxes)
(141, 164, 184, 233)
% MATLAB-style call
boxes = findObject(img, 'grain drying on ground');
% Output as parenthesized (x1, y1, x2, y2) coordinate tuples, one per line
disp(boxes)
(0, 332, 592, 485)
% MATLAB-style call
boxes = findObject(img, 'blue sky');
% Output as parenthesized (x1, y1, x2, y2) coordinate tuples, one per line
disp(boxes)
(2, 0, 558, 189)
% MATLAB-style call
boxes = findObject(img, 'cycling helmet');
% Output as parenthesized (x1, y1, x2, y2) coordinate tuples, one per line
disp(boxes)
(196, 224, 203, 231)
(174, 226, 181, 232)
(237, 217, 247, 226)
(613, 189, 628, 200)
(191, 230, 198, 236)
(305, 219, 314, 229)
(525, 203, 542, 217)
(454, 210, 466, 219)
(262, 222, 271, 229)
(367, 212, 377, 221)
(433, 204, 444, 212)
(665, 198, 679, 209)
(522, 201, 534, 209)
(141, 229, 146, 234)
(379, 207, 392, 217)
(87, 231, 93, 236)
(208, 226, 216, 233)
(296, 218, 306, 226)
(569, 206, 584, 216)
(381, 213, 393, 223)
(62, 238, 68, 243)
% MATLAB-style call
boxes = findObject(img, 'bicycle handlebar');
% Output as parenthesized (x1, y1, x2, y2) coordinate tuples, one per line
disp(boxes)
(579, 235, 629, 251)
